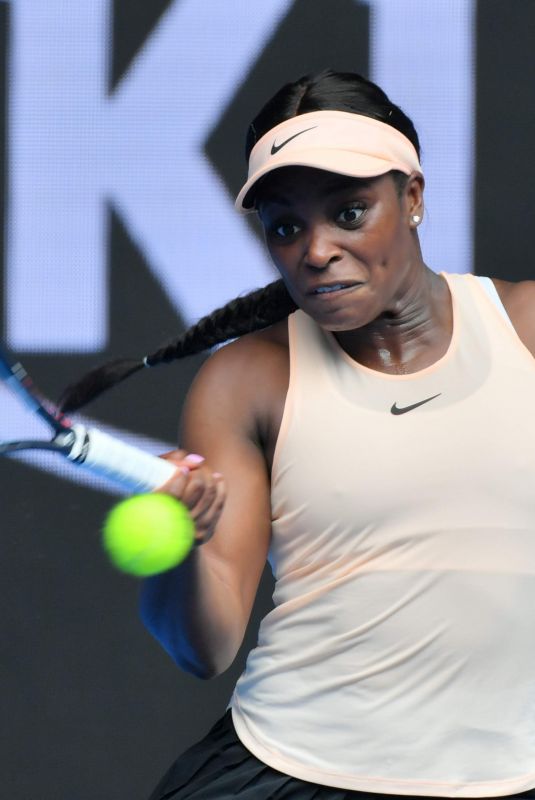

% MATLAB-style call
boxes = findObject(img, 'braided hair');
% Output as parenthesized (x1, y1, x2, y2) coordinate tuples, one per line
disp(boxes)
(59, 69, 420, 413)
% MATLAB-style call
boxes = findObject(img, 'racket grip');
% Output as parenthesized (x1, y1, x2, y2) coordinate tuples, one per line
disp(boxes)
(67, 424, 178, 493)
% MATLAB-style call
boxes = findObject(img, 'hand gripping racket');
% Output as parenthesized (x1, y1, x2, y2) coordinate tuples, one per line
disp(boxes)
(0, 345, 177, 493)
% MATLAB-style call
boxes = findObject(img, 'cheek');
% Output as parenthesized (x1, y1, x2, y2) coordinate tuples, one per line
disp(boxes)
(267, 246, 298, 282)
(353, 232, 393, 270)
(265, 252, 299, 298)
(364, 219, 406, 270)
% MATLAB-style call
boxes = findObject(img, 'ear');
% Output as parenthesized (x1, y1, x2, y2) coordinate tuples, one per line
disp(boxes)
(404, 172, 425, 228)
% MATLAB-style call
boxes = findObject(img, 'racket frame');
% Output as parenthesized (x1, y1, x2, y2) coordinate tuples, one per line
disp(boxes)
(0, 345, 177, 493)
(0, 344, 74, 454)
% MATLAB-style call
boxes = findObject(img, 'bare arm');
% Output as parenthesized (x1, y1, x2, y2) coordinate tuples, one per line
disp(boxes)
(493, 278, 535, 357)
(140, 339, 273, 679)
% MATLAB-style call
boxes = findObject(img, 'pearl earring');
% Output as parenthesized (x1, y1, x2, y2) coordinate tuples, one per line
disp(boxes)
(411, 214, 421, 224)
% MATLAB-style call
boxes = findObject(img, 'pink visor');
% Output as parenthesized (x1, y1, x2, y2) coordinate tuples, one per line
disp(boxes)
(235, 110, 422, 213)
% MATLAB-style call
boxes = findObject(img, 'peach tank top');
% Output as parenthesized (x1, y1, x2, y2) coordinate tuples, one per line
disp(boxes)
(231, 272, 535, 797)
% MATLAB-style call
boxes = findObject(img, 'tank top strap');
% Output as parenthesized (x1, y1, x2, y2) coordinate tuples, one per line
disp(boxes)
(458, 272, 535, 371)
(287, 308, 334, 385)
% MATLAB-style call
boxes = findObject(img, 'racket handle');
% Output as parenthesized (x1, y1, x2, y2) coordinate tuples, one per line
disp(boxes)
(66, 424, 178, 493)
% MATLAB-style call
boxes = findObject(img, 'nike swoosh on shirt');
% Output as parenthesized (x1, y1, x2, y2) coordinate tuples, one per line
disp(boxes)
(390, 393, 442, 415)
(270, 126, 317, 155)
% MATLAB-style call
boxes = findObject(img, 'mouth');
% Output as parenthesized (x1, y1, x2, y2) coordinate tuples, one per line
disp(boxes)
(307, 282, 363, 297)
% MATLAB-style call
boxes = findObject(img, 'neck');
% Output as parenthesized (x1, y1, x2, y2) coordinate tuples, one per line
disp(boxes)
(334, 267, 452, 374)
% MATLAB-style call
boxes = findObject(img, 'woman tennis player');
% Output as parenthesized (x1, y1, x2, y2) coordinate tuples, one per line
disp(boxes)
(62, 70, 535, 799)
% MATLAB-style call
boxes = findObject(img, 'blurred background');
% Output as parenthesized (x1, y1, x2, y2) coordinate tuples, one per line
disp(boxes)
(1, 1, 534, 797)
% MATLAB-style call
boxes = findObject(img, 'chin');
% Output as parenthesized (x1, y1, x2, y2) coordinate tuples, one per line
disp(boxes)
(299, 285, 373, 331)
(300, 297, 369, 330)
(311, 311, 369, 333)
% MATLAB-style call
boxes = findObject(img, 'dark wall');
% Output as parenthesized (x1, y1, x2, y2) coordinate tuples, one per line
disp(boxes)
(1, 2, 535, 798)
(475, 0, 535, 281)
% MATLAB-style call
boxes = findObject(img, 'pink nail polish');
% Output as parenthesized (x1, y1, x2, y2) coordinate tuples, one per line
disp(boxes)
(185, 453, 205, 464)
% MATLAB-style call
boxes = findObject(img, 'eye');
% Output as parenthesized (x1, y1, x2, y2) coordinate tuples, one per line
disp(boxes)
(269, 221, 301, 240)
(336, 204, 366, 226)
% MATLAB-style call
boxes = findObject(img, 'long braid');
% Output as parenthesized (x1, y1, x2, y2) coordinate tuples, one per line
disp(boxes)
(147, 278, 295, 365)
(58, 279, 296, 413)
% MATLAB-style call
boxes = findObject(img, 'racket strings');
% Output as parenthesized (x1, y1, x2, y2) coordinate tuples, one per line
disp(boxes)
(0, 381, 66, 451)
(17, 370, 72, 432)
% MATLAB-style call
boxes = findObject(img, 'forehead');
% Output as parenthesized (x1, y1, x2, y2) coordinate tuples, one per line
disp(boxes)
(255, 166, 382, 209)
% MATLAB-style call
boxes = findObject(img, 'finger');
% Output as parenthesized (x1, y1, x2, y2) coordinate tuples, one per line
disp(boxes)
(159, 449, 188, 465)
(182, 453, 206, 470)
(186, 472, 219, 519)
(193, 474, 226, 544)
(180, 468, 215, 511)
(159, 451, 206, 472)
(156, 464, 190, 497)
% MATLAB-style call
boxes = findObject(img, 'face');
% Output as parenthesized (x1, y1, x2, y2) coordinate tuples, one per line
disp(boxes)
(256, 166, 424, 332)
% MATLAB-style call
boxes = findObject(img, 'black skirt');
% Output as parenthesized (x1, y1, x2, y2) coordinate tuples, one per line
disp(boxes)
(147, 710, 535, 800)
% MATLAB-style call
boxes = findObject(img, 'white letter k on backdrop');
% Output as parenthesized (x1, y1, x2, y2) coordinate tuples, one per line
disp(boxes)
(6, 0, 288, 351)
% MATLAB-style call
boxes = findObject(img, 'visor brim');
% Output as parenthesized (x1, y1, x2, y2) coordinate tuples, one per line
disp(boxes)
(235, 149, 413, 213)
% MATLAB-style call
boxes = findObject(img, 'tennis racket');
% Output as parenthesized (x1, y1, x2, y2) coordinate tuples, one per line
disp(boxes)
(0, 344, 177, 493)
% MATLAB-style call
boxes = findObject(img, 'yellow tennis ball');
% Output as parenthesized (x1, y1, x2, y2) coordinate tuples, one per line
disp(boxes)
(102, 493, 195, 577)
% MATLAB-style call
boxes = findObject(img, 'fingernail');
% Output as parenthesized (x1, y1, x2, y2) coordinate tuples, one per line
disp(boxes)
(179, 466, 190, 475)
(213, 472, 223, 479)
(185, 453, 205, 465)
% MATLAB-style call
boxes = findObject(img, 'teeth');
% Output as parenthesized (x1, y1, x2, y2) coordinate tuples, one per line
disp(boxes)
(315, 284, 347, 294)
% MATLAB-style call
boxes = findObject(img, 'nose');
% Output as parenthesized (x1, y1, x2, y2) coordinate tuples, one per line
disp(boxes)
(304, 223, 342, 269)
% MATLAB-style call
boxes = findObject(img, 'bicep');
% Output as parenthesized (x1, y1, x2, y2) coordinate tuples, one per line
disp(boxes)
(495, 279, 535, 357)
(180, 350, 272, 623)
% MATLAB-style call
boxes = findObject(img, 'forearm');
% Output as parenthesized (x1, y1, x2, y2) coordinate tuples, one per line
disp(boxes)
(140, 546, 247, 679)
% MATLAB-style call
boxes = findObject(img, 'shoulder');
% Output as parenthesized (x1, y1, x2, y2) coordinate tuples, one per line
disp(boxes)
(490, 277, 535, 357)
(183, 318, 290, 433)
(198, 318, 289, 383)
